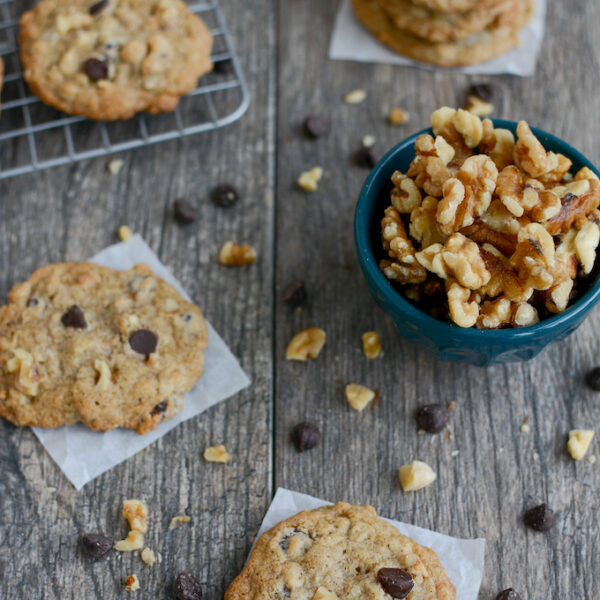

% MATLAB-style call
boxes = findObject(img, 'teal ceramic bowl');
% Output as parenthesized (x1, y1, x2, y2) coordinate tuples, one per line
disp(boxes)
(354, 120, 600, 367)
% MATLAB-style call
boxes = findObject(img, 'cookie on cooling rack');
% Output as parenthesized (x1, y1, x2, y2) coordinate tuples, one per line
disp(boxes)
(0, 262, 208, 434)
(225, 502, 456, 600)
(19, 0, 213, 120)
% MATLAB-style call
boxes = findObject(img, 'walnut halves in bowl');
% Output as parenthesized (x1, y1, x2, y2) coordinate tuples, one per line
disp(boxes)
(378, 108, 600, 329)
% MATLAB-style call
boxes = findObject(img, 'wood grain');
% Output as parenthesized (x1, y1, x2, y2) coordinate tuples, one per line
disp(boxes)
(1, 0, 600, 598)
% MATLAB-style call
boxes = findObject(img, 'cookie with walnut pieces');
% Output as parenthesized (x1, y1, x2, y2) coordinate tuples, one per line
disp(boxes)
(224, 502, 456, 600)
(410, 0, 508, 12)
(0, 263, 208, 434)
(19, 0, 213, 120)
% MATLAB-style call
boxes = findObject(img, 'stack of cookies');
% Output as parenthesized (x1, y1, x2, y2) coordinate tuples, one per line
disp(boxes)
(352, 0, 534, 67)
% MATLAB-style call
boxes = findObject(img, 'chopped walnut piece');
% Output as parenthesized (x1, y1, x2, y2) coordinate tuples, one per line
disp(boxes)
(388, 107, 409, 125)
(511, 302, 539, 327)
(574, 166, 599, 182)
(509, 223, 556, 290)
(297, 167, 323, 192)
(345, 383, 375, 412)
(203, 444, 231, 463)
(477, 296, 512, 329)
(513, 120, 559, 177)
(530, 190, 562, 222)
(407, 134, 455, 197)
(430, 107, 472, 162)
(312, 587, 338, 600)
(169, 515, 191, 530)
(567, 429, 595, 460)
(380, 206, 427, 284)
(218, 241, 257, 266)
(107, 158, 124, 174)
(119, 225, 133, 242)
(478, 121, 515, 171)
(285, 328, 326, 360)
(574, 221, 600, 274)
(462, 219, 518, 257)
(496, 165, 542, 217)
(94, 359, 112, 392)
(115, 500, 148, 552)
(140, 547, 158, 567)
(545, 178, 600, 235)
(452, 108, 483, 148)
(465, 95, 494, 117)
(537, 153, 573, 186)
(555, 229, 579, 278)
(446, 281, 479, 327)
(480, 244, 532, 302)
(390, 172, 422, 213)
(436, 155, 498, 235)
(115, 530, 145, 552)
(6, 348, 40, 396)
(124, 574, 140, 592)
(361, 332, 382, 359)
(410, 196, 446, 248)
(545, 278, 574, 313)
(344, 89, 366, 104)
(398, 460, 436, 492)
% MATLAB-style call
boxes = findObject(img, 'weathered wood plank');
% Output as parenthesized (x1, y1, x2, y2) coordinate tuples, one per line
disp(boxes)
(0, 0, 275, 597)
(275, 1, 600, 598)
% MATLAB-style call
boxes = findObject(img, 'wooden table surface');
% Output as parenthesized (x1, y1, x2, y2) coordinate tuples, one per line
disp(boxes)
(1, 0, 599, 597)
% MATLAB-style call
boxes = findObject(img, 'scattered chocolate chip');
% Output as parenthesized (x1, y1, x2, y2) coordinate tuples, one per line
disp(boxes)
(81, 533, 114, 560)
(173, 572, 202, 600)
(129, 329, 158, 356)
(26, 298, 39, 307)
(303, 115, 330, 139)
(211, 184, 240, 208)
(89, 0, 109, 15)
(524, 503, 556, 532)
(61, 305, 87, 329)
(281, 280, 307, 307)
(416, 403, 450, 433)
(173, 198, 198, 224)
(291, 422, 320, 452)
(377, 568, 414, 598)
(495, 589, 522, 600)
(353, 145, 379, 169)
(214, 59, 234, 75)
(585, 366, 600, 391)
(83, 58, 109, 81)
(468, 82, 496, 103)
(151, 400, 168, 415)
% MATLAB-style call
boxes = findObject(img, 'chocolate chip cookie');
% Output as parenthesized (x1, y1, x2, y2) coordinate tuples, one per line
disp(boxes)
(225, 502, 456, 600)
(19, 0, 213, 120)
(0, 263, 208, 434)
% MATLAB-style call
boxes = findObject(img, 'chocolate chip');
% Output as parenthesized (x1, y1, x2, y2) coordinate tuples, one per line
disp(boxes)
(303, 115, 330, 139)
(211, 184, 240, 208)
(61, 305, 87, 329)
(173, 572, 202, 600)
(353, 146, 379, 169)
(495, 589, 522, 600)
(151, 400, 168, 415)
(173, 198, 198, 224)
(468, 82, 496, 103)
(585, 367, 600, 391)
(524, 503, 557, 532)
(129, 329, 158, 356)
(291, 422, 320, 452)
(83, 58, 109, 81)
(81, 533, 114, 560)
(26, 298, 39, 307)
(377, 568, 414, 598)
(416, 404, 450, 434)
(214, 59, 234, 75)
(281, 280, 307, 307)
(89, 0, 109, 15)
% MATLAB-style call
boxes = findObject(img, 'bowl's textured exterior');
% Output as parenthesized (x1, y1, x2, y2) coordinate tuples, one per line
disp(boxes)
(354, 120, 600, 367)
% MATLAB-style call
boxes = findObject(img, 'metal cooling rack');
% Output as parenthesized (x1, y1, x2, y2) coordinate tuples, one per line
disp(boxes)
(0, 0, 249, 179)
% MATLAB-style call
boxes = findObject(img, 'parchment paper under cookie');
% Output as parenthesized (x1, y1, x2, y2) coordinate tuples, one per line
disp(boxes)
(329, 0, 546, 76)
(253, 488, 486, 600)
(32, 235, 250, 490)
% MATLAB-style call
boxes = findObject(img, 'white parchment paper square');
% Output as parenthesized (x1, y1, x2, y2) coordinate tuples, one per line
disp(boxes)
(255, 489, 485, 600)
(32, 235, 250, 490)
(329, 0, 547, 76)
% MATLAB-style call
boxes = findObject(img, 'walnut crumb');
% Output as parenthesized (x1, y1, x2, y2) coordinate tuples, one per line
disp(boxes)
(567, 429, 595, 460)
(203, 444, 231, 463)
(312, 588, 338, 600)
(297, 167, 323, 192)
(118, 225, 133, 242)
(107, 158, 124, 174)
(388, 107, 409, 125)
(168, 515, 191, 530)
(520, 423, 531, 433)
(588, 455, 597, 465)
(345, 383, 375, 412)
(140, 547, 158, 567)
(285, 328, 326, 361)
(362, 135, 376, 148)
(361, 331, 382, 359)
(398, 460, 436, 492)
(124, 574, 140, 592)
(344, 89, 366, 104)
(218, 241, 256, 266)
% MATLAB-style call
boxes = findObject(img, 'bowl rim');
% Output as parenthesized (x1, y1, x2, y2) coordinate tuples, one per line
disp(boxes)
(354, 119, 600, 340)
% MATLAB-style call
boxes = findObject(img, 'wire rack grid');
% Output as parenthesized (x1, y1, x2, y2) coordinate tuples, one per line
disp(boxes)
(0, 0, 250, 180)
